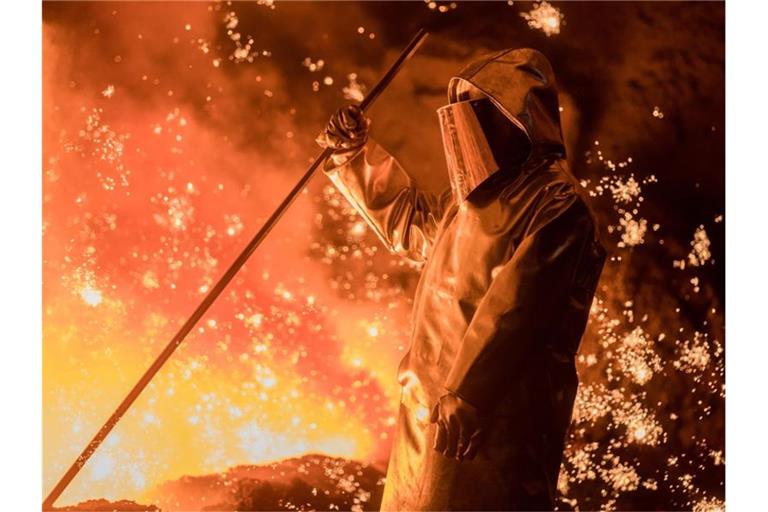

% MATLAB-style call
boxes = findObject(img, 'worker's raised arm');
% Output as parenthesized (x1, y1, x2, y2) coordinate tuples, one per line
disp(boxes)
(317, 105, 452, 264)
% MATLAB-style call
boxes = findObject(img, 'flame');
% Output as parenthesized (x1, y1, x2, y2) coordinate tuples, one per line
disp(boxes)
(43, 4, 403, 505)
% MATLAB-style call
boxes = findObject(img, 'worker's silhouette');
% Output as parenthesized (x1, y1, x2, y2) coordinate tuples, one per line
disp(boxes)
(318, 48, 605, 511)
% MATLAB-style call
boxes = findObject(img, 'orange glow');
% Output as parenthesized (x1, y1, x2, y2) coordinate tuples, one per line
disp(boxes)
(42, 3, 407, 505)
(43, 2, 724, 510)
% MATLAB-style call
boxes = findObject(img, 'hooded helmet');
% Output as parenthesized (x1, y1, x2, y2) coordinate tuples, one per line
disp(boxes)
(438, 48, 565, 203)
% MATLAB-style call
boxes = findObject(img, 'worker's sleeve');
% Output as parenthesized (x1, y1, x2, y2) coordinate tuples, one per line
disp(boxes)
(323, 139, 453, 264)
(444, 191, 604, 412)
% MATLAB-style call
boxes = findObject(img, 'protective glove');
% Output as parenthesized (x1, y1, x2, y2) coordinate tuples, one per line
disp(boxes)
(316, 104, 370, 152)
(430, 392, 486, 461)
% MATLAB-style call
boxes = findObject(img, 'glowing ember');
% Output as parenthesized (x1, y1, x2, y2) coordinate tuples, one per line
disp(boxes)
(425, 1, 458, 14)
(602, 461, 640, 492)
(520, 1, 564, 37)
(688, 225, 713, 266)
(615, 327, 662, 385)
(141, 271, 160, 289)
(610, 176, 641, 204)
(675, 331, 720, 378)
(222, 8, 271, 64)
(618, 214, 648, 247)
(693, 497, 725, 512)
(342, 73, 366, 102)
(302, 57, 325, 72)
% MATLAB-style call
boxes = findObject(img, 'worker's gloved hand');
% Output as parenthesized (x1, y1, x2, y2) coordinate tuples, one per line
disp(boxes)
(316, 104, 370, 152)
(430, 392, 486, 461)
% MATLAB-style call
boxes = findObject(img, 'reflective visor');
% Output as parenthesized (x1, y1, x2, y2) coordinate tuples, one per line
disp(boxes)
(437, 98, 530, 203)
(437, 99, 499, 203)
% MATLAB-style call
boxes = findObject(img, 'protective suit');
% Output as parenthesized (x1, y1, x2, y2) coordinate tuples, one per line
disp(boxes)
(320, 48, 605, 511)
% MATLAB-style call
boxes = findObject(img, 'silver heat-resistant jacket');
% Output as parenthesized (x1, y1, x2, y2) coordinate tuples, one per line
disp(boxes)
(325, 48, 605, 511)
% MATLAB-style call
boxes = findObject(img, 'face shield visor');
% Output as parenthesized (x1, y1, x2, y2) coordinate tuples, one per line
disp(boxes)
(437, 97, 532, 203)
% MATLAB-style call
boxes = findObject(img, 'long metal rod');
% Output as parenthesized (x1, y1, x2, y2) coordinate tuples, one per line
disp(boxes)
(43, 28, 428, 510)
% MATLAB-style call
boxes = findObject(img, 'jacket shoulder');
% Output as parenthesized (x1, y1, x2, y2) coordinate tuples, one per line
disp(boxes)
(516, 162, 597, 239)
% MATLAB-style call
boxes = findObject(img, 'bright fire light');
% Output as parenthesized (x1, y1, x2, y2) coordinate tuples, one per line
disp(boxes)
(79, 287, 103, 307)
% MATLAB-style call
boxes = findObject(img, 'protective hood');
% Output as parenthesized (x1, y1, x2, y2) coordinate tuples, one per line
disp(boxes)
(439, 48, 565, 202)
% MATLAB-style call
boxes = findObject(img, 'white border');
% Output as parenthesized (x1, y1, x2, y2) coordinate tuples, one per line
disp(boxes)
(725, 0, 768, 509)
(0, 0, 42, 509)
(0, 0, 762, 509)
